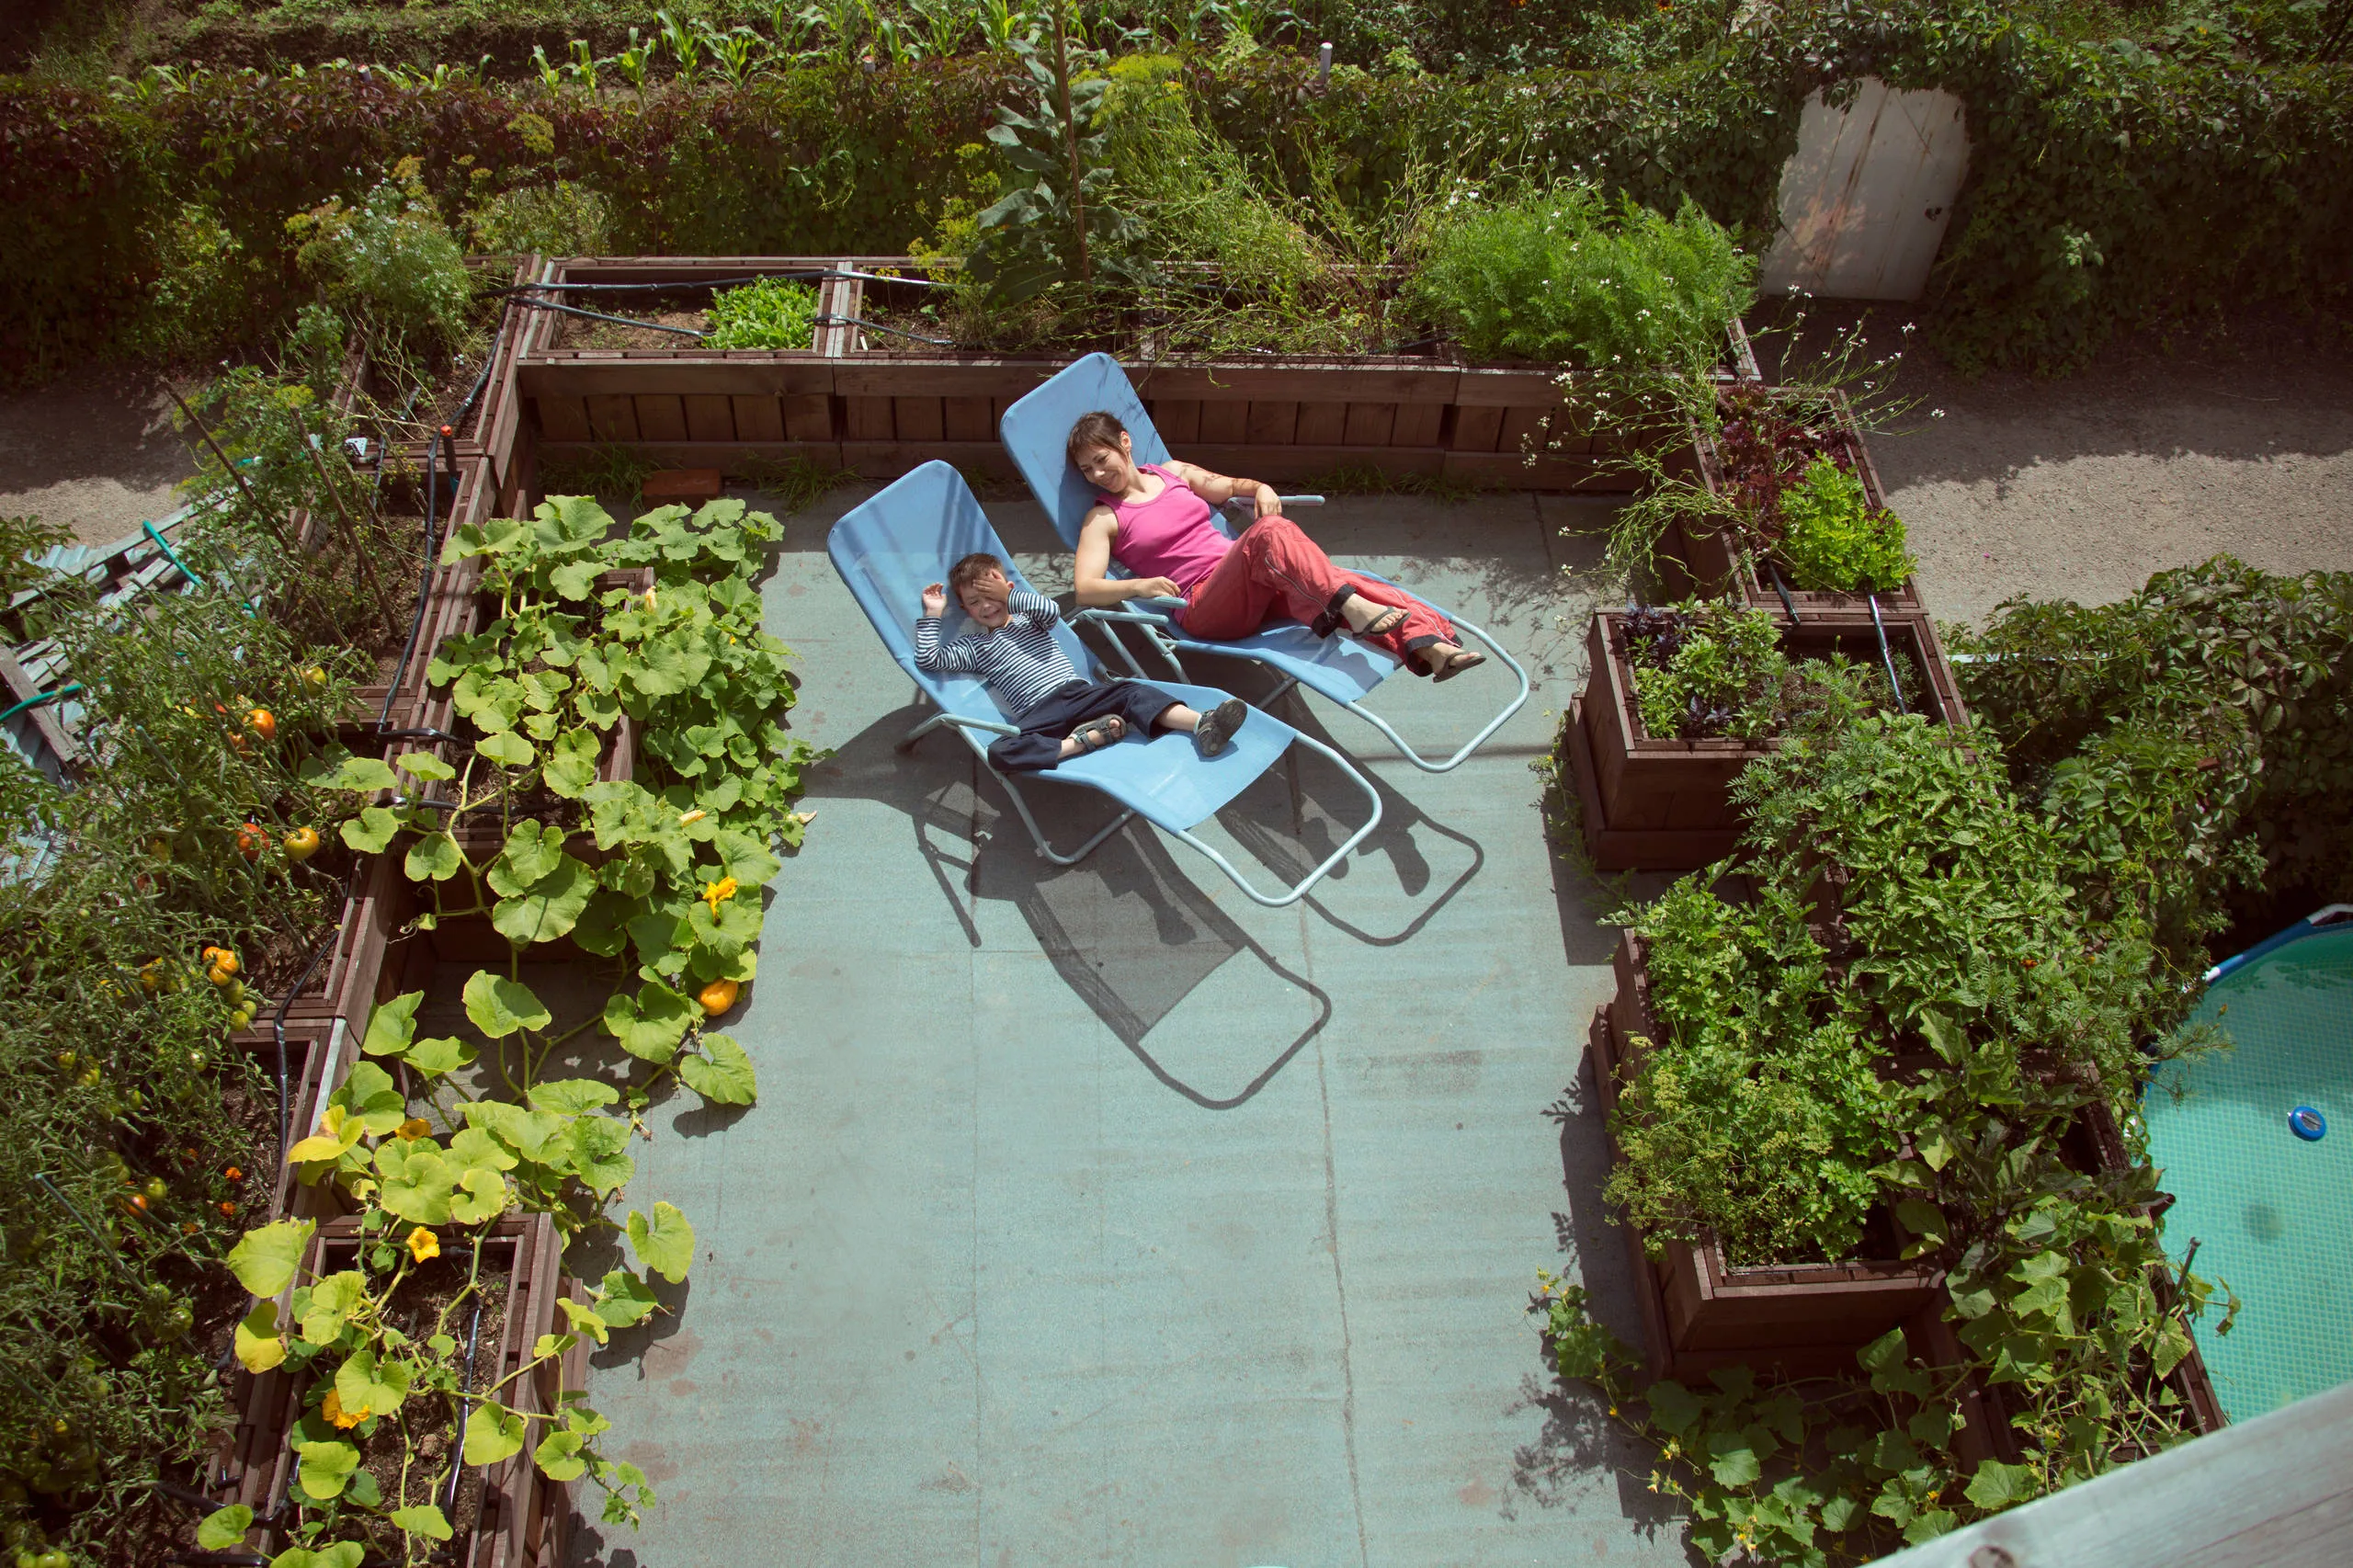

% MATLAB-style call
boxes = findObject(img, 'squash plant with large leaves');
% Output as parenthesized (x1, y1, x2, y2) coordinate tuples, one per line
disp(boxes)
(211, 494, 808, 1562)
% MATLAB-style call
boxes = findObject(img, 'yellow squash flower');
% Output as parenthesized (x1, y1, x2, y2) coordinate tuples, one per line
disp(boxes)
(406, 1226, 440, 1264)
(700, 876, 738, 915)
(323, 1387, 368, 1429)
(394, 1118, 432, 1141)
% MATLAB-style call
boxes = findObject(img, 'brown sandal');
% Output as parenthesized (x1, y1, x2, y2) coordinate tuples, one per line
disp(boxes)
(1430, 649, 1486, 683)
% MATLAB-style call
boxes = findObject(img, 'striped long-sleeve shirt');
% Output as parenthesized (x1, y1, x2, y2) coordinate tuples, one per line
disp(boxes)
(914, 588, 1086, 718)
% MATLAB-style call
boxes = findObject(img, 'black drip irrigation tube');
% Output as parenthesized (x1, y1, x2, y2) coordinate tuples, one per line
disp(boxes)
(813, 312, 956, 347)
(272, 930, 341, 1162)
(444, 1298, 487, 1515)
(508, 297, 708, 337)
(376, 317, 503, 733)
(1767, 558, 1802, 624)
(1868, 591, 1907, 716)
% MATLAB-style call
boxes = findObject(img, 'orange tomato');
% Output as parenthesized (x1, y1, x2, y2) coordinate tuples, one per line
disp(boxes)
(246, 709, 277, 742)
(283, 825, 321, 861)
(697, 978, 741, 1016)
(235, 823, 265, 860)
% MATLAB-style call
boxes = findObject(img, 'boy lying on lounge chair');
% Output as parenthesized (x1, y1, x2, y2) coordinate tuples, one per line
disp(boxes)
(915, 551, 1247, 773)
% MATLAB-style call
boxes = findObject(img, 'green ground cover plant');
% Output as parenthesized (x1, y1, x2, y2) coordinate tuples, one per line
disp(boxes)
(1952, 556, 2353, 937)
(1771, 455, 1915, 594)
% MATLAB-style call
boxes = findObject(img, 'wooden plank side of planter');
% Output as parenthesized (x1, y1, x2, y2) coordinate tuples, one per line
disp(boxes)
(893, 396, 947, 442)
(584, 395, 639, 443)
(535, 396, 593, 443)
(1392, 402, 1445, 448)
(1344, 402, 1398, 446)
(1132, 362, 1457, 404)
(942, 396, 994, 442)
(843, 396, 894, 441)
(519, 358, 835, 398)
(632, 394, 689, 443)
(1295, 402, 1347, 445)
(744, 395, 795, 442)
(841, 440, 1017, 481)
(1198, 400, 1247, 443)
(1181, 443, 1445, 484)
(1449, 404, 1505, 452)
(833, 360, 1057, 401)
(682, 393, 735, 442)
(1154, 399, 1202, 442)
(1246, 400, 1299, 445)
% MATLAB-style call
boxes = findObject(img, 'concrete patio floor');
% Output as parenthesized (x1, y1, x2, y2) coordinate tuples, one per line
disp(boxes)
(564, 486, 1690, 1568)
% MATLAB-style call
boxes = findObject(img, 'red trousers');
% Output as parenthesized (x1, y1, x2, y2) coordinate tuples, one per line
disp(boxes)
(1176, 515, 1454, 672)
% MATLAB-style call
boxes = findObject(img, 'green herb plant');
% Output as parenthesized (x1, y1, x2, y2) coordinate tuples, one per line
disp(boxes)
(1407, 184, 1754, 374)
(1559, 706, 2237, 1562)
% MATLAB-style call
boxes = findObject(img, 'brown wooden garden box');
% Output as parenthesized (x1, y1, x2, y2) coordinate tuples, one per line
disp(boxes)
(1563, 607, 1968, 871)
(1591, 932, 1943, 1381)
(1672, 384, 1925, 615)
(225, 1211, 572, 1567)
(504, 255, 1762, 498)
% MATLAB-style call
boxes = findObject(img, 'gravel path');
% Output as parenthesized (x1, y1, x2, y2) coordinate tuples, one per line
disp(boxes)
(0, 368, 197, 546)
(1765, 309, 2353, 626)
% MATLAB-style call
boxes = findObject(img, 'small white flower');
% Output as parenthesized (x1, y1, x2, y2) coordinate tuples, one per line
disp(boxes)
(1932, 407, 1946, 418)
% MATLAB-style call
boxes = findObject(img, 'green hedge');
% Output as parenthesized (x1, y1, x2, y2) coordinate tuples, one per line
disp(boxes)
(4, 4, 2348, 382)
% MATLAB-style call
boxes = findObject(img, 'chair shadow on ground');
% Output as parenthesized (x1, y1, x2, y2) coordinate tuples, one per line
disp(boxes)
(1070, 621, 1487, 947)
(804, 701, 1335, 1109)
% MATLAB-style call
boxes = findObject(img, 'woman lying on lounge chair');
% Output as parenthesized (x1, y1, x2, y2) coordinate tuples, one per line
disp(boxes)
(1065, 411, 1487, 682)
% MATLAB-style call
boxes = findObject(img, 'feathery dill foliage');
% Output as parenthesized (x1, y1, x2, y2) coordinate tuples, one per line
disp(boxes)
(1409, 185, 1755, 371)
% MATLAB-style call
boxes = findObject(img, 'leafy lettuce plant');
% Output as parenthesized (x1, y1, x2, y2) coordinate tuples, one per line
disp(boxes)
(1623, 600, 1790, 742)
(703, 277, 821, 349)
(1773, 455, 1915, 594)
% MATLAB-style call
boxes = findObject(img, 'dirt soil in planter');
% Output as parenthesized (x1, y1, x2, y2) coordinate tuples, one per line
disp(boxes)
(344, 1242, 516, 1541)
(549, 307, 711, 353)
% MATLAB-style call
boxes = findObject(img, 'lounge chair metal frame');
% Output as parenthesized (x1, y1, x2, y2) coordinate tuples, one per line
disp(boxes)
(830, 461, 1383, 910)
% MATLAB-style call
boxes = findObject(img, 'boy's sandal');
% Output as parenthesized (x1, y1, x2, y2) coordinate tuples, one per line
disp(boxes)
(1193, 697, 1247, 758)
(1430, 648, 1486, 683)
(1071, 717, 1124, 752)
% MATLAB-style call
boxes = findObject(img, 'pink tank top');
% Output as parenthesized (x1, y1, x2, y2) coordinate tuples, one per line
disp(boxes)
(1098, 464, 1231, 594)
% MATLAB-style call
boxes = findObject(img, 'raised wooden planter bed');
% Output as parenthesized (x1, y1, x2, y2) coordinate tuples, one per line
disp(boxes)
(231, 853, 411, 1074)
(1671, 385, 1925, 615)
(224, 1017, 354, 1223)
(1591, 931, 1943, 1381)
(503, 255, 1761, 497)
(347, 455, 496, 739)
(225, 1211, 572, 1567)
(1563, 607, 1967, 871)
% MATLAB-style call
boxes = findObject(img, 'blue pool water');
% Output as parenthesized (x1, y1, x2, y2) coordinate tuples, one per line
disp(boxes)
(2144, 918, 2353, 1421)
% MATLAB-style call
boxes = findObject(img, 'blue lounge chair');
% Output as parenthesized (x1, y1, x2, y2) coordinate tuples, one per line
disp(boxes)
(827, 461, 1382, 909)
(996, 352, 1530, 773)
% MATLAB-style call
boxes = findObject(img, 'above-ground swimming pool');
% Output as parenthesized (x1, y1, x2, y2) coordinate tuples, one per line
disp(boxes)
(2144, 909, 2353, 1422)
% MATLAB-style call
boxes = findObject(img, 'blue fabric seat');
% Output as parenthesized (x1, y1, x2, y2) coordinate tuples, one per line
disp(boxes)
(996, 352, 1530, 772)
(827, 461, 1381, 908)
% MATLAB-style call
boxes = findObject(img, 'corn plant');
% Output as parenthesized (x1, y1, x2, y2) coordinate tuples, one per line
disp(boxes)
(655, 8, 704, 82)
(702, 24, 767, 85)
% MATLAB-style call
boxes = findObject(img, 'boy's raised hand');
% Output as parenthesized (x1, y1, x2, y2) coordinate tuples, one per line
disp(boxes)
(921, 582, 948, 617)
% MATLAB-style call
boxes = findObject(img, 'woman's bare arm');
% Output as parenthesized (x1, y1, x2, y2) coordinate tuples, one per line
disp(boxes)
(1166, 460, 1280, 518)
